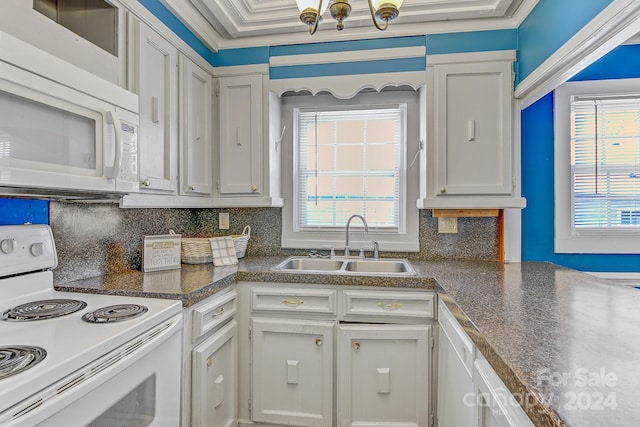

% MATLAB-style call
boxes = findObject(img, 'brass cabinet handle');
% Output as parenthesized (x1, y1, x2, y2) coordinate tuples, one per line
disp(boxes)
(251, 185, 257, 192)
(353, 342, 360, 350)
(440, 187, 446, 193)
(207, 358, 212, 367)
(141, 179, 151, 187)
(315, 339, 322, 346)
(377, 302, 402, 310)
(211, 308, 224, 318)
(282, 300, 304, 306)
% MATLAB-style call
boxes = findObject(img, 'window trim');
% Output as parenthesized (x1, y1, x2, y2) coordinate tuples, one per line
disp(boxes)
(554, 78, 640, 254)
(280, 91, 420, 252)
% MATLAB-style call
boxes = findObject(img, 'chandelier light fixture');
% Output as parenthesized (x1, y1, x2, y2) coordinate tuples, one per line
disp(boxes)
(295, 0, 404, 35)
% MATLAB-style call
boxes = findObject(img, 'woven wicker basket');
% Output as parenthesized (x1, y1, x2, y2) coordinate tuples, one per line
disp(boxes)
(230, 225, 251, 259)
(181, 238, 213, 264)
(181, 225, 251, 264)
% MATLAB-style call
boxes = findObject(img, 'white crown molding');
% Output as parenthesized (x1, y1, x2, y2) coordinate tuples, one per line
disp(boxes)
(216, 16, 519, 50)
(213, 64, 269, 77)
(509, 0, 539, 28)
(270, 46, 426, 67)
(426, 50, 516, 65)
(160, 0, 223, 52)
(515, 0, 640, 109)
(270, 71, 426, 100)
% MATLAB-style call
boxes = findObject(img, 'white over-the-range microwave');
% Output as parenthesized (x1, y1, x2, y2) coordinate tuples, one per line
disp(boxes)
(0, 31, 139, 198)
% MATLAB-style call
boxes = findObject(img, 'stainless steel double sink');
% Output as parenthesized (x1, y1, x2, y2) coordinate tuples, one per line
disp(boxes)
(271, 256, 417, 276)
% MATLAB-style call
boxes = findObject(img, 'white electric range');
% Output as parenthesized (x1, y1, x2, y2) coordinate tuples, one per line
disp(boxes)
(0, 224, 183, 426)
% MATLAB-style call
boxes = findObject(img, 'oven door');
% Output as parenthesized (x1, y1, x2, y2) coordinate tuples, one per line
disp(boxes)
(4, 315, 182, 427)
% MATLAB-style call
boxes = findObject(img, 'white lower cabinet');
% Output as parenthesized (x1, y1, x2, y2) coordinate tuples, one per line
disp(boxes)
(192, 320, 238, 427)
(437, 304, 475, 427)
(238, 282, 435, 427)
(183, 289, 238, 427)
(251, 318, 334, 427)
(436, 301, 533, 427)
(337, 324, 431, 427)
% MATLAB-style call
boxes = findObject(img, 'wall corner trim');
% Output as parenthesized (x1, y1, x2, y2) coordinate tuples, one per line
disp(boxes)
(515, 0, 640, 109)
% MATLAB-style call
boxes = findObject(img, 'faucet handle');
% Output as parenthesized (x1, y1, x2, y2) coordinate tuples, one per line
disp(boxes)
(321, 245, 335, 259)
(372, 241, 379, 259)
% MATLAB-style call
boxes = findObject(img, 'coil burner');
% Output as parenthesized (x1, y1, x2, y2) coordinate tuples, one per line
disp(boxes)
(82, 304, 149, 324)
(2, 299, 87, 321)
(0, 346, 47, 380)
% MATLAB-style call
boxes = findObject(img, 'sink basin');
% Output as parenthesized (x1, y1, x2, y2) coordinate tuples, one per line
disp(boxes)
(271, 256, 417, 276)
(344, 259, 415, 274)
(274, 257, 344, 271)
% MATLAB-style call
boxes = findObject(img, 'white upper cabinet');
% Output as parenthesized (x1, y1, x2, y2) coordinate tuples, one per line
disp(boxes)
(218, 74, 263, 196)
(128, 16, 178, 194)
(0, 0, 127, 87)
(180, 54, 213, 197)
(418, 51, 526, 209)
(214, 68, 283, 207)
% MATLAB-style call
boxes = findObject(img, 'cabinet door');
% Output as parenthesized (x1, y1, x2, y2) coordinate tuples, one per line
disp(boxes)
(180, 55, 212, 196)
(473, 358, 534, 427)
(130, 17, 178, 193)
(437, 325, 475, 427)
(251, 317, 334, 427)
(218, 74, 263, 196)
(338, 324, 431, 427)
(434, 60, 512, 196)
(192, 320, 238, 427)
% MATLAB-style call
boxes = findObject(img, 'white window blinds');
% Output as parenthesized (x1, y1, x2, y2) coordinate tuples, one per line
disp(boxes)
(571, 95, 640, 229)
(294, 106, 405, 231)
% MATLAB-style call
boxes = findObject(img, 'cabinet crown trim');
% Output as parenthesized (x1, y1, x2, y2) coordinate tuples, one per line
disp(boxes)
(427, 50, 516, 66)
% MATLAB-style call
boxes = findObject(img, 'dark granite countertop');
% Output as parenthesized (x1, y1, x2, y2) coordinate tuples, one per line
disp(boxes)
(54, 257, 640, 427)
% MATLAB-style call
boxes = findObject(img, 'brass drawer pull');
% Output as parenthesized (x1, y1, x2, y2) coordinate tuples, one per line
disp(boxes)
(377, 302, 402, 310)
(282, 300, 304, 306)
(207, 358, 212, 367)
(211, 308, 224, 318)
(315, 338, 323, 346)
(353, 342, 360, 350)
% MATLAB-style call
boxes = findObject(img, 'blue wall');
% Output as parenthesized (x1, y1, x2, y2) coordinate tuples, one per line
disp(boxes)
(0, 199, 49, 225)
(517, 0, 613, 84)
(521, 44, 640, 272)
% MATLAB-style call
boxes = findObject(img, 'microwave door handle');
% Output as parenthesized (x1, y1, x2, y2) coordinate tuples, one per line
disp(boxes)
(105, 110, 122, 179)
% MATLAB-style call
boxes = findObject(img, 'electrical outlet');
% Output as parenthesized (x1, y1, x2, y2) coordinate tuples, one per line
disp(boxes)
(219, 212, 229, 230)
(438, 217, 458, 234)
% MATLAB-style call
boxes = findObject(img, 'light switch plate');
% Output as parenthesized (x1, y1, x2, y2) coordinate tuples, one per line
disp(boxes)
(219, 212, 229, 230)
(438, 217, 458, 234)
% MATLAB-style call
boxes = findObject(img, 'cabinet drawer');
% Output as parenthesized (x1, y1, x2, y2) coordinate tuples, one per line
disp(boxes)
(192, 290, 237, 342)
(438, 302, 474, 376)
(251, 288, 337, 315)
(341, 290, 435, 320)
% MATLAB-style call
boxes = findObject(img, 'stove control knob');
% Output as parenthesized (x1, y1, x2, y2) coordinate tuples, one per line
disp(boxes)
(0, 238, 17, 254)
(30, 242, 45, 257)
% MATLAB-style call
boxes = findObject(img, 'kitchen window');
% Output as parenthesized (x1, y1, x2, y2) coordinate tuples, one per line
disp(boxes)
(281, 90, 420, 252)
(554, 79, 640, 254)
(294, 106, 404, 232)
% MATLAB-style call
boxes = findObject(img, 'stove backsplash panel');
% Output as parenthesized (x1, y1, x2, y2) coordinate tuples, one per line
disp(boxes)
(49, 202, 498, 284)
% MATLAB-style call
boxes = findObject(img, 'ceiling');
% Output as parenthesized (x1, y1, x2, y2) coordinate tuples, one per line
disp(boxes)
(170, 0, 537, 49)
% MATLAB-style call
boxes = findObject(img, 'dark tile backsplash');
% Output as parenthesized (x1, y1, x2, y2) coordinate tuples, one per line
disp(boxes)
(50, 202, 498, 283)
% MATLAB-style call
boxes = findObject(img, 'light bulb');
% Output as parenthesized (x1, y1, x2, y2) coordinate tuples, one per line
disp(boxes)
(296, 0, 329, 14)
(370, 0, 403, 10)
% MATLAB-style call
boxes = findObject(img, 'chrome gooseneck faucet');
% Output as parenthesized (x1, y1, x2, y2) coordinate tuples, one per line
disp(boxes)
(345, 214, 368, 257)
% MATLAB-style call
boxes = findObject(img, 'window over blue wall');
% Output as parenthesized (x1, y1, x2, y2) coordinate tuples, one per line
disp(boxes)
(521, 44, 640, 272)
